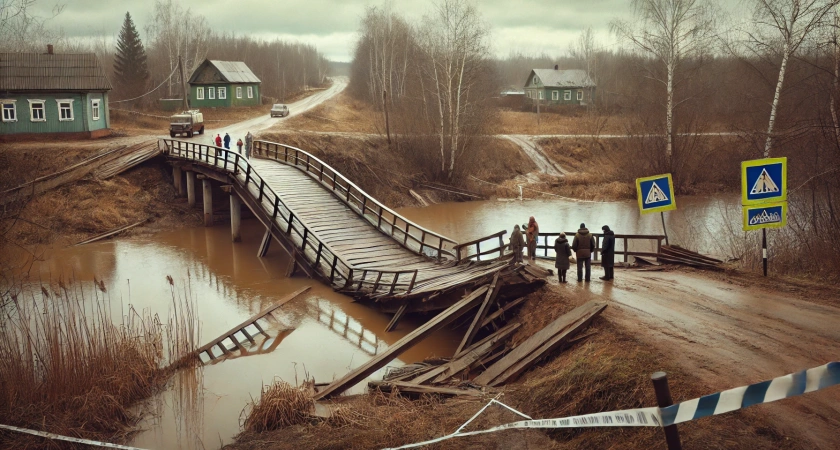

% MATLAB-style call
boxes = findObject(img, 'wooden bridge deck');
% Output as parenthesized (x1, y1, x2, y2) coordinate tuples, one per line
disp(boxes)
(161, 139, 512, 304)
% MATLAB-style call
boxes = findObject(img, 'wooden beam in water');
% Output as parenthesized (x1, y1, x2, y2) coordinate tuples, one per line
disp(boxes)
(257, 228, 272, 257)
(313, 284, 490, 400)
(454, 272, 501, 356)
(384, 302, 408, 332)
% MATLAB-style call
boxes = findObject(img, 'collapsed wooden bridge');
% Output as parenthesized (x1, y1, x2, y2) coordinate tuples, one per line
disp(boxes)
(160, 138, 544, 316)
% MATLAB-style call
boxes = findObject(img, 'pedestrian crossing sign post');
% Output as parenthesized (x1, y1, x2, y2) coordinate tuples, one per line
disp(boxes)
(742, 201, 787, 232)
(742, 157, 787, 205)
(636, 173, 677, 214)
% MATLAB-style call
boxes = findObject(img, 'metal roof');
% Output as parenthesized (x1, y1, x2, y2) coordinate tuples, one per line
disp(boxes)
(0, 53, 112, 91)
(189, 60, 261, 84)
(528, 69, 595, 88)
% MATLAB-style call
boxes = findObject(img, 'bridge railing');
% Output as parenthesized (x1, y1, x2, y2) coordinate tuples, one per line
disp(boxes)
(253, 140, 458, 261)
(535, 232, 665, 262)
(453, 230, 511, 262)
(161, 139, 420, 297)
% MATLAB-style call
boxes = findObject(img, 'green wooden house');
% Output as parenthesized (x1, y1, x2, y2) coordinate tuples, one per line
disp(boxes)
(524, 67, 595, 106)
(188, 60, 261, 108)
(0, 48, 112, 141)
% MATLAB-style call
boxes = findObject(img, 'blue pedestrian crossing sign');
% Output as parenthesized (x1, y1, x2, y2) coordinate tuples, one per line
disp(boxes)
(742, 157, 787, 205)
(636, 173, 676, 214)
(743, 201, 787, 231)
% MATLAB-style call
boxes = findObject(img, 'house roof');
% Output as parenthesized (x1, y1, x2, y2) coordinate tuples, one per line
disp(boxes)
(0, 52, 113, 91)
(528, 69, 595, 88)
(189, 60, 261, 84)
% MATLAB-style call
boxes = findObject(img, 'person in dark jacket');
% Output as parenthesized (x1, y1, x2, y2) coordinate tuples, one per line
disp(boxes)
(509, 225, 525, 264)
(571, 223, 596, 282)
(526, 216, 539, 262)
(223, 133, 231, 150)
(554, 232, 571, 283)
(600, 225, 616, 281)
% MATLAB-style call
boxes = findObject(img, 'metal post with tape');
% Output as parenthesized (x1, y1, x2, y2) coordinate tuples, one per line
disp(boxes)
(741, 157, 787, 276)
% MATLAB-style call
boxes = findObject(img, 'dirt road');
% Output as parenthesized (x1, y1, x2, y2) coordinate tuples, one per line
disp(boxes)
(500, 134, 567, 176)
(536, 263, 840, 448)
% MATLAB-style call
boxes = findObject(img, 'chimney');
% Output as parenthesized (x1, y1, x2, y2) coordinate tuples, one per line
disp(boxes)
(47, 44, 54, 55)
(554, 64, 558, 70)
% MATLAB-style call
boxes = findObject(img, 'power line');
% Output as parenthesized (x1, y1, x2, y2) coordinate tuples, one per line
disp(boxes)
(111, 65, 179, 104)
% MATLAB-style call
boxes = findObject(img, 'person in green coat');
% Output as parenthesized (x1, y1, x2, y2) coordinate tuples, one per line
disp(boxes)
(509, 225, 525, 264)
(554, 232, 571, 283)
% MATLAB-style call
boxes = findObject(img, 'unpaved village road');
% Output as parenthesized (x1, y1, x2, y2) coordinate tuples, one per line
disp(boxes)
(536, 262, 840, 448)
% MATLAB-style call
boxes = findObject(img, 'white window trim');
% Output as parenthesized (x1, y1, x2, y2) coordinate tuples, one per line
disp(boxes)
(247, 86, 254, 99)
(1, 99, 17, 122)
(551, 91, 559, 101)
(197, 87, 205, 100)
(28, 99, 46, 122)
(564, 91, 571, 101)
(236, 86, 242, 99)
(56, 99, 74, 121)
(218, 87, 227, 99)
(577, 90, 583, 101)
(538, 91, 544, 100)
(208, 87, 216, 100)
(91, 99, 101, 121)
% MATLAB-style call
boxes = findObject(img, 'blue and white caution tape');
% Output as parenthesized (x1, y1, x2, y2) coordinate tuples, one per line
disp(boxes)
(384, 361, 840, 450)
(0, 424, 149, 450)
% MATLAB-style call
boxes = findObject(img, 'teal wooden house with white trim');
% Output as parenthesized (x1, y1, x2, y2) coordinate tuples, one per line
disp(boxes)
(0, 47, 113, 141)
(188, 60, 261, 108)
(524, 67, 595, 106)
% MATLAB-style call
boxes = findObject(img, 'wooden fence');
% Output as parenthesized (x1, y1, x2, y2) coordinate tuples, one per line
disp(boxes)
(535, 232, 665, 262)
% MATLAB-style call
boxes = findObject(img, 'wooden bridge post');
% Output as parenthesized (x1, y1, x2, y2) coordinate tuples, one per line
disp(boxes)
(202, 178, 213, 227)
(186, 171, 196, 207)
(173, 166, 184, 197)
(230, 192, 242, 242)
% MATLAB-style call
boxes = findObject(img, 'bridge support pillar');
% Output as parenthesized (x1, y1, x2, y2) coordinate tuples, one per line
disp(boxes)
(230, 193, 242, 242)
(203, 179, 213, 227)
(186, 171, 196, 207)
(173, 166, 184, 197)
(257, 228, 272, 257)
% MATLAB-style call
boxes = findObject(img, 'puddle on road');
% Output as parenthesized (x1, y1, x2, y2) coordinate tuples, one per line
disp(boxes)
(28, 219, 459, 449)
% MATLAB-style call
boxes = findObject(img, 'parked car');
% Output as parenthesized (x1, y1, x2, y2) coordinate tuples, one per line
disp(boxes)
(169, 110, 204, 138)
(270, 104, 289, 117)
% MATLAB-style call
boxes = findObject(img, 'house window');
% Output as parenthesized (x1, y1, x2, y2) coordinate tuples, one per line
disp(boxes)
(236, 86, 242, 99)
(247, 86, 253, 98)
(564, 91, 571, 101)
(91, 99, 100, 121)
(551, 91, 559, 101)
(208, 87, 215, 99)
(526, 91, 531, 99)
(1, 100, 16, 122)
(577, 90, 583, 101)
(534, 76, 540, 85)
(28, 100, 46, 122)
(218, 87, 227, 99)
(57, 99, 74, 121)
(197, 87, 205, 100)
(538, 91, 544, 100)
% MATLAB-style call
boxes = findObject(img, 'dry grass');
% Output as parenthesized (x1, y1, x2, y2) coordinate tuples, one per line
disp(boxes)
(496, 110, 632, 135)
(110, 104, 273, 136)
(242, 380, 318, 431)
(281, 91, 380, 133)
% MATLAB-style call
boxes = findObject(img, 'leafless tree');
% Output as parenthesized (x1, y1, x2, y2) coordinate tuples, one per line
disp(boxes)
(145, 0, 211, 96)
(611, 0, 717, 168)
(570, 27, 599, 83)
(0, 0, 63, 52)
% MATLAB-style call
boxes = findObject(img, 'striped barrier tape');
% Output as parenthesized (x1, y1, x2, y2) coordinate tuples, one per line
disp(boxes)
(0, 424, 149, 450)
(384, 361, 839, 449)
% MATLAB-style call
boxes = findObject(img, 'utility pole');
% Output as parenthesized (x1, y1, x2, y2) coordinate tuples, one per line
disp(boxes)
(178, 55, 190, 111)
(383, 89, 391, 145)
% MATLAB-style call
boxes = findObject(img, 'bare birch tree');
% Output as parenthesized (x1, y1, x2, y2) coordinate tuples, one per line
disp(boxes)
(0, 0, 63, 52)
(145, 0, 211, 96)
(611, 0, 717, 169)
(750, 0, 839, 157)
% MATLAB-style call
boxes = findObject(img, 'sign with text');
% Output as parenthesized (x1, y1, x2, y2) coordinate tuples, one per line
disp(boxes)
(636, 173, 676, 214)
(742, 157, 787, 205)
(743, 201, 787, 231)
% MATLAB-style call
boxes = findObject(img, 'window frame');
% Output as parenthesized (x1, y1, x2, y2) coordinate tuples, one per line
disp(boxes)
(1, 100, 17, 122)
(538, 90, 544, 100)
(247, 86, 254, 98)
(208, 87, 216, 100)
(197, 87, 205, 100)
(236, 86, 242, 99)
(564, 90, 571, 101)
(56, 99, 74, 121)
(28, 99, 46, 122)
(91, 99, 100, 121)
(551, 91, 559, 101)
(577, 90, 583, 101)
(218, 87, 227, 99)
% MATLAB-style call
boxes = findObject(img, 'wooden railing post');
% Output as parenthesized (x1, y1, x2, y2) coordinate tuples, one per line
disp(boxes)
(407, 271, 418, 293)
(287, 213, 295, 234)
(301, 228, 308, 252)
(624, 237, 629, 263)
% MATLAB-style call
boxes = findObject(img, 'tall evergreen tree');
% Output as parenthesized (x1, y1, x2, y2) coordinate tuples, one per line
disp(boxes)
(113, 12, 149, 100)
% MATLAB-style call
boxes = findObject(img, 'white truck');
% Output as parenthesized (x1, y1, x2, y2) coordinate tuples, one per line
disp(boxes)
(169, 110, 205, 138)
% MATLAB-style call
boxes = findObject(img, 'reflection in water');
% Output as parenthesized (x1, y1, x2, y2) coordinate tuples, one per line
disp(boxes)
(309, 298, 381, 356)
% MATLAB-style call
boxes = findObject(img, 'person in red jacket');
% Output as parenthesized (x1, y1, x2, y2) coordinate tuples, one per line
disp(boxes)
(214, 134, 222, 147)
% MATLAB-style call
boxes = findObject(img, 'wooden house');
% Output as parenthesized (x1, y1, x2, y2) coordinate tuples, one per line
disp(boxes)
(0, 46, 112, 140)
(188, 60, 261, 108)
(524, 66, 595, 106)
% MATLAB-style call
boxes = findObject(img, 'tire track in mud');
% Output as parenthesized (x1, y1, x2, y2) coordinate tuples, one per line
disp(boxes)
(499, 134, 567, 177)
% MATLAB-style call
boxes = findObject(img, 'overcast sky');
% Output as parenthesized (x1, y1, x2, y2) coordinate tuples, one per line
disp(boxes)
(33, 0, 745, 62)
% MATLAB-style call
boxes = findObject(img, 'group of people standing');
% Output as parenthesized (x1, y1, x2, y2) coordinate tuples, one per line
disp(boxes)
(509, 218, 615, 284)
(213, 131, 255, 159)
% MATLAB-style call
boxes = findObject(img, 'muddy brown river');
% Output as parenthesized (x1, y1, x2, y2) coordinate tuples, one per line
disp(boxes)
(24, 195, 741, 448)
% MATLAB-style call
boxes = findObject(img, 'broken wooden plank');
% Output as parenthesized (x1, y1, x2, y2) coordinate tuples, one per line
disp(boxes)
(454, 272, 501, 355)
(313, 284, 490, 400)
(431, 323, 521, 384)
(74, 218, 150, 246)
(384, 302, 409, 332)
(634, 255, 662, 266)
(474, 301, 607, 387)
(661, 245, 723, 264)
(480, 296, 528, 329)
(368, 380, 484, 397)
